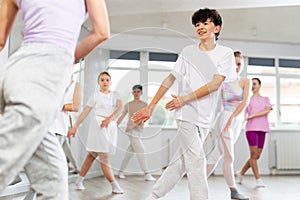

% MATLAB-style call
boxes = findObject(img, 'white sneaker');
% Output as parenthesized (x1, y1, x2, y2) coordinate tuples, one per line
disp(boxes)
(112, 187, 124, 194)
(75, 180, 85, 190)
(118, 172, 126, 179)
(237, 173, 244, 184)
(255, 178, 266, 188)
(111, 181, 124, 194)
(144, 174, 156, 181)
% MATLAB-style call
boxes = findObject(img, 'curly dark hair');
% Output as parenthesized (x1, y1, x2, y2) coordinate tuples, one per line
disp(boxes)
(192, 8, 222, 40)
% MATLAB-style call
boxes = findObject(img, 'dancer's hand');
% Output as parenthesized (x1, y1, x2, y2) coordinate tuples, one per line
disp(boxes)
(246, 115, 254, 120)
(165, 94, 184, 111)
(101, 116, 112, 128)
(131, 106, 154, 123)
(68, 127, 77, 137)
(223, 117, 233, 132)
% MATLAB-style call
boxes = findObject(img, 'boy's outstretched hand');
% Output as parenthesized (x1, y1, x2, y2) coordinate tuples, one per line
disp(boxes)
(131, 106, 153, 123)
(165, 94, 184, 111)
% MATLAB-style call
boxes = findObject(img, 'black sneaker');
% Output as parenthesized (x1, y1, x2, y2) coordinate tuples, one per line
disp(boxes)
(231, 188, 250, 200)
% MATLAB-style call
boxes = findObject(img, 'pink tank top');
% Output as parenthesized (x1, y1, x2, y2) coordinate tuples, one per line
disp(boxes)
(16, 0, 88, 55)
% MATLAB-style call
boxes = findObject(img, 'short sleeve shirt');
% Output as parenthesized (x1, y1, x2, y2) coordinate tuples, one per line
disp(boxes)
(246, 96, 272, 132)
(87, 91, 120, 117)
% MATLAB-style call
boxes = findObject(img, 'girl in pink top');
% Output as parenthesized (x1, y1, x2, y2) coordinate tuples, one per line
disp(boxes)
(237, 78, 272, 188)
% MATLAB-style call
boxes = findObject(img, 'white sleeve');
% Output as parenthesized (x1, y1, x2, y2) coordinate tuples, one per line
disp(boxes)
(86, 94, 95, 107)
(114, 91, 121, 100)
(64, 82, 76, 104)
(217, 50, 236, 82)
(170, 53, 185, 81)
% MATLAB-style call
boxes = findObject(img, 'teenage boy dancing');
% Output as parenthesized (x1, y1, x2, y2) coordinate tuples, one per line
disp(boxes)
(132, 8, 236, 200)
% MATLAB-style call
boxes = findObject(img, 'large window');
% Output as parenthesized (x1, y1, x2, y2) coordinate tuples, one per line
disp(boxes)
(147, 52, 177, 126)
(247, 57, 275, 74)
(107, 50, 177, 127)
(147, 68, 177, 126)
(102, 50, 300, 128)
(279, 58, 300, 74)
(280, 78, 300, 125)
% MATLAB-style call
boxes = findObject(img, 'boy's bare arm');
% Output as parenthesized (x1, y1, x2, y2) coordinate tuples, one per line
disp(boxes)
(132, 73, 175, 122)
(166, 74, 225, 110)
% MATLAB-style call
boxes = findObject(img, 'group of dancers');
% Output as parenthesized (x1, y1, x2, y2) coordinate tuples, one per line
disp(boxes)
(0, 1, 272, 199)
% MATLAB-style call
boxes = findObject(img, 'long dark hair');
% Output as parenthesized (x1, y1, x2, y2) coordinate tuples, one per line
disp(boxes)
(252, 77, 261, 85)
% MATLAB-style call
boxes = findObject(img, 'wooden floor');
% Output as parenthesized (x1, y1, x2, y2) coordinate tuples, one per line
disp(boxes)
(69, 175, 300, 200)
(1, 175, 299, 200)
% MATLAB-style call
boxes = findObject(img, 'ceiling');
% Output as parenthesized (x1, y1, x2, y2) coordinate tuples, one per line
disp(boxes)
(106, 0, 300, 16)
(99, 0, 300, 45)
(6, 0, 300, 52)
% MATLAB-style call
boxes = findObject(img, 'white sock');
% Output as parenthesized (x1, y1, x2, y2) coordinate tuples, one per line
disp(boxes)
(76, 176, 84, 184)
(111, 181, 124, 194)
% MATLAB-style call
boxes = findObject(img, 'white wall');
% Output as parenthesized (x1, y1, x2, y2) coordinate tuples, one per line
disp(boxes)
(101, 32, 300, 59)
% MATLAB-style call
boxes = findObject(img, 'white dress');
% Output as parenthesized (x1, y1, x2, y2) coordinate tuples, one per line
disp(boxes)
(85, 90, 120, 154)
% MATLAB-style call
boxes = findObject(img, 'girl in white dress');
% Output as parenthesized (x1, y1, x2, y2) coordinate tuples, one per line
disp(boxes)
(68, 72, 124, 194)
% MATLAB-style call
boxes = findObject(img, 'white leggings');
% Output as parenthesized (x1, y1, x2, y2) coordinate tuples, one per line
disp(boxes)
(207, 110, 243, 188)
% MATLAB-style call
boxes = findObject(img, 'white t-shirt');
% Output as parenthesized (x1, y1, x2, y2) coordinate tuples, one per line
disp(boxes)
(171, 43, 236, 128)
(87, 90, 120, 117)
(49, 81, 77, 136)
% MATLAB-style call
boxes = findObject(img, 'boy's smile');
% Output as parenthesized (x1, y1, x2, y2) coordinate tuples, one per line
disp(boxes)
(195, 19, 220, 41)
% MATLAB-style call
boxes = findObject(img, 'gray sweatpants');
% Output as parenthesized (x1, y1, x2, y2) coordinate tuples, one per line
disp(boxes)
(0, 43, 72, 199)
(152, 120, 209, 200)
(119, 127, 149, 174)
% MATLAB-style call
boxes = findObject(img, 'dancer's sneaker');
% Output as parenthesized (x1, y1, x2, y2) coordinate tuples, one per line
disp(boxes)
(231, 188, 250, 200)
(144, 174, 156, 181)
(111, 181, 124, 194)
(118, 172, 126, 179)
(255, 178, 266, 188)
(237, 172, 244, 184)
(75, 176, 85, 190)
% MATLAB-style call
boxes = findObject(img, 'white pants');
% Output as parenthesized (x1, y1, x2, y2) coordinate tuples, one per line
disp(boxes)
(119, 127, 149, 173)
(152, 120, 209, 200)
(207, 110, 244, 187)
(0, 43, 72, 199)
